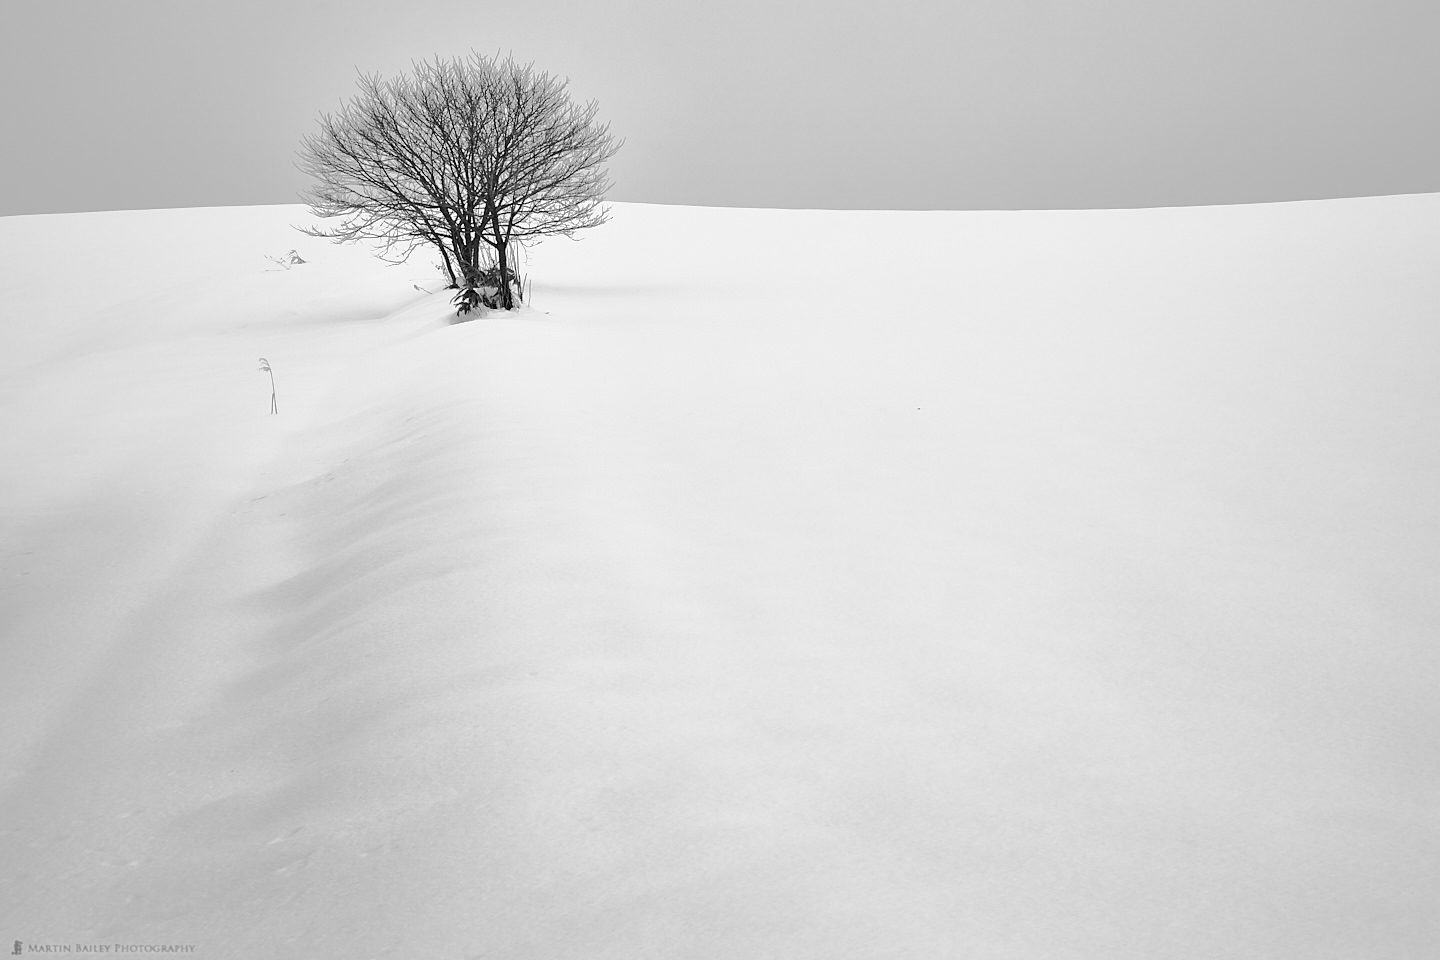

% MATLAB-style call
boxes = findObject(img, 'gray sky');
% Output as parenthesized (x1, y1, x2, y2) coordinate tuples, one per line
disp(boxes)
(2, 0, 1438, 215)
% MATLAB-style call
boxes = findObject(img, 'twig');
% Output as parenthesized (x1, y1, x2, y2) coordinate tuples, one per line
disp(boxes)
(258, 358, 278, 414)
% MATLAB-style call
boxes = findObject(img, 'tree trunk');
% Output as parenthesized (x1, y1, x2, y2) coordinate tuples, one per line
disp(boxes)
(496, 239, 514, 309)
(484, 207, 516, 310)
(459, 237, 483, 289)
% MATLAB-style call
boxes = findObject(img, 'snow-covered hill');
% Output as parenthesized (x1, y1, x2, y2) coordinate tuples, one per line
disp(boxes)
(2, 198, 1438, 958)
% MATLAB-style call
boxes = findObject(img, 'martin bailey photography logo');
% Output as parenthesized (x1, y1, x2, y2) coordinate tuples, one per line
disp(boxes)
(9, 944, 196, 955)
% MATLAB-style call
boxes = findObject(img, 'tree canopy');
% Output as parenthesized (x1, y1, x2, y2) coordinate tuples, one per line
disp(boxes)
(298, 53, 620, 309)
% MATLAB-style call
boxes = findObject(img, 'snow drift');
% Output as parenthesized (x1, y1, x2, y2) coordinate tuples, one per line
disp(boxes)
(1, 197, 1438, 958)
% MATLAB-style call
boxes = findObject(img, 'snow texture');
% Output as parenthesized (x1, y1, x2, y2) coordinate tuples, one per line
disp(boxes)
(2, 198, 1439, 958)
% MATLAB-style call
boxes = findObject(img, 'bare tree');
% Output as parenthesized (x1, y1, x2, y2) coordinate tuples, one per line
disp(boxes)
(297, 53, 620, 310)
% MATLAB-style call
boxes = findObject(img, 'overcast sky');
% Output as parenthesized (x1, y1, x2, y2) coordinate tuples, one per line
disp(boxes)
(2, 0, 1438, 215)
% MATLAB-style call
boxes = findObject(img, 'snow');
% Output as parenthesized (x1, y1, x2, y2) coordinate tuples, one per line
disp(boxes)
(2, 197, 1439, 958)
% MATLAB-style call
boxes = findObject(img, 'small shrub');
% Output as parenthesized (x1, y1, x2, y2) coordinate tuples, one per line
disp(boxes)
(265, 250, 307, 270)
